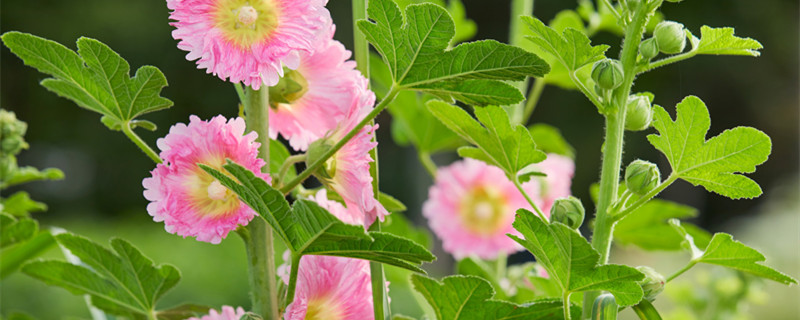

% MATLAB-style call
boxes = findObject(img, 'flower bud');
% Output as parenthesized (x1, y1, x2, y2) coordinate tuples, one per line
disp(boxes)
(625, 95, 653, 131)
(636, 266, 666, 301)
(1, 135, 28, 155)
(639, 38, 659, 60)
(625, 160, 660, 195)
(0, 156, 17, 182)
(591, 59, 624, 90)
(268, 69, 308, 106)
(550, 196, 585, 229)
(306, 138, 336, 179)
(654, 21, 686, 54)
(0, 109, 27, 139)
(591, 293, 618, 320)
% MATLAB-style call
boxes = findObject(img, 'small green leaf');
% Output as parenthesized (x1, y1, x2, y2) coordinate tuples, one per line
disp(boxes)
(690, 26, 762, 57)
(269, 139, 296, 181)
(0, 214, 37, 248)
(379, 192, 407, 213)
(509, 210, 645, 306)
(382, 213, 432, 250)
(0, 230, 56, 279)
(1, 191, 48, 216)
(1, 32, 172, 130)
(529, 124, 575, 159)
(648, 96, 771, 199)
(200, 161, 435, 272)
(411, 274, 579, 320)
(522, 16, 609, 71)
(22, 233, 181, 316)
(1, 166, 64, 189)
(358, 0, 549, 106)
(427, 101, 546, 178)
(696, 233, 797, 285)
(614, 199, 711, 251)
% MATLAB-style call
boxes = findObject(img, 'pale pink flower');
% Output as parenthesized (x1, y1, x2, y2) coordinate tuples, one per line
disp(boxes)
(167, 0, 330, 89)
(189, 306, 246, 320)
(533, 154, 575, 214)
(423, 159, 541, 260)
(284, 255, 373, 320)
(268, 26, 369, 151)
(142, 115, 270, 244)
(310, 189, 364, 226)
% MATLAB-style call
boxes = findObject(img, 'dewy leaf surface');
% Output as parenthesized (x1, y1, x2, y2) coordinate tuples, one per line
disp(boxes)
(522, 16, 609, 71)
(697, 233, 797, 285)
(648, 96, 771, 199)
(200, 161, 434, 273)
(427, 101, 546, 178)
(411, 275, 579, 320)
(509, 210, 644, 306)
(22, 233, 180, 316)
(1, 32, 172, 129)
(358, 0, 549, 106)
(691, 26, 763, 57)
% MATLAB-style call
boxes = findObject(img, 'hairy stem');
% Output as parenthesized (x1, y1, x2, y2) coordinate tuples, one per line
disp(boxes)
(418, 151, 438, 178)
(241, 86, 279, 319)
(279, 87, 400, 194)
(667, 260, 698, 282)
(121, 122, 161, 164)
(284, 254, 302, 308)
(612, 174, 677, 220)
(637, 51, 697, 74)
(277, 154, 307, 187)
(585, 4, 653, 318)
(512, 177, 547, 221)
(508, 0, 534, 124)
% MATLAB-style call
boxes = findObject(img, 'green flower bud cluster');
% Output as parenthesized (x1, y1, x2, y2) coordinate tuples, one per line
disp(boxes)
(636, 266, 666, 301)
(625, 159, 660, 195)
(591, 59, 624, 90)
(625, 94, 653, 131)
(639, 38, 659, 60)
(550, 196, 585, 229)
(654, 21, 686, 54)
(1, 109, 28, 182)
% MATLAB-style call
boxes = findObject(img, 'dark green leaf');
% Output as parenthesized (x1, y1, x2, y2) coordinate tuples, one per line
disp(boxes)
(522, 16, 609, 71)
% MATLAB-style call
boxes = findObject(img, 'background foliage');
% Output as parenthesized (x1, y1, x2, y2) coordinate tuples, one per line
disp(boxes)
(1, 0, 797, 318)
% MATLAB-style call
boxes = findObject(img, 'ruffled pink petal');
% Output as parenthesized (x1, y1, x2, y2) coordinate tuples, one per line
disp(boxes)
(188, 306, 246, 320)
(535, 154, 575, 214)
(284, 255, 373, 320)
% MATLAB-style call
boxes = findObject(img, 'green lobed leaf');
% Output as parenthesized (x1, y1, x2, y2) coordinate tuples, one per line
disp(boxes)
(614, 199, 711, 251)
(529, 124, 575, 159)
(1, 191, 48, 217)
(1, 166, 64, 189)
(522, 16, 609, 71)
(358, 0, 549, 106)
(648, 96, 771, 199)
(427, 101, 546, 178)
(689, 26, 762, 57)
(22, 233, 180, 316)
(379, 192, 408, 213)
(696, 233, 797, 285)
(411, 274, 580, 320)
(1, 32, 172, 130)
(200, 161, 435, 272)
(509, 210, 645, 306)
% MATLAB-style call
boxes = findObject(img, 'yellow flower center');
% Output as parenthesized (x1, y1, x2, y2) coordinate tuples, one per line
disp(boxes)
(187, 161, 241, 217)
(460, 187, 508, 235)
(304, 295, 345, 320)
(214, 0, 280, 49)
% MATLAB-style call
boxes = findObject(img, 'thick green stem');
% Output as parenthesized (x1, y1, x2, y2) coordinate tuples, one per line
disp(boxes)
(508, 0, 534, 124)
(121, 122, 161, 164)
(241, 86, 279, 319)
(584, 4, 652, 318)
(279, 87, 400, 194)
(418, 151, 438, 178)
(563, 292, 572, 320)
(284, 254, 302, 308)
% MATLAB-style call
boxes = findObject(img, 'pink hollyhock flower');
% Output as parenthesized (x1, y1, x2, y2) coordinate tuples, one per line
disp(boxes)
(533, 154, 575, 214)
(142, 115, 270, 244)
(423, 159, 541, 260)
(268, 26, 369, 151)
(167, 0, 330, 89)
(284, 255, 373, 320)
(189, 306, 246, 320)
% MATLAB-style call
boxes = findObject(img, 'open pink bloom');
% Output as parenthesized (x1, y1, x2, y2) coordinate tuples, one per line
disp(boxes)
(142, 115, 270, 244)
(189, 306, 246, 320)
(269, 26, 369, 151)
(533, 154, 575, 214)
(167, 0, 330, 89)
(423, 159, 541, 260)
(284, 255, 373, 320)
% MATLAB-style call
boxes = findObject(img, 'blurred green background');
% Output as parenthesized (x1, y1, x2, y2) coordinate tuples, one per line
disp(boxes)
(2, 0, 798, 319)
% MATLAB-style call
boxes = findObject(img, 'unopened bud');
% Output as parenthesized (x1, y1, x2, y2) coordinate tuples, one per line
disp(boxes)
(636, 266, 666, 301)
(306, 138, 336, 179)
(591, 293, 618, 320)
(639, 38, 659, 60)
(550, 196, 585, 229)
(0, 109, 27, 139)
(654, 21, 686, 54)
(625, 160, 660, 195)
(625, 95, 653, 131)
(591, 59, 624, 90)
